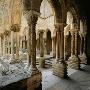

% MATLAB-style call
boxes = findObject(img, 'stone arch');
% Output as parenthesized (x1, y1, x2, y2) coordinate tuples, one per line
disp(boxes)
(40, 0, 66, 23)
(66, 3, 80, 25)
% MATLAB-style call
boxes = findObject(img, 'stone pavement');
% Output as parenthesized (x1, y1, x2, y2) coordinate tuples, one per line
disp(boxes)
(41, 65, 90, 90)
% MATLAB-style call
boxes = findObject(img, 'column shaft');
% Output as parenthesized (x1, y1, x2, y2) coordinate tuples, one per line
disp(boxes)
(71, 32, 75, 56)
(75, 32, 78, 56)
(3, 35, 6, 56)
(56, 31, 59, 60)
(16, 32, 19, 60)
(80, 35, 83, 55)
(40, 32, 44, 57)
(60, 31, 64, 59)
(52, 37, 55, 57)
(27, 27, 31, 65)
(11, 31, 14, 60)
(83, 36, 86, 53)
(64, 35, 68, 60)
(0, 36, 2, 56)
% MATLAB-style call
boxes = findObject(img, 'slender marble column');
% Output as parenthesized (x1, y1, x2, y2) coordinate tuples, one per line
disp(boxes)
(40, 32, 44, 57)
(60, 31, 64, 60)
(52, 37, 56, 57)
(83, 35, 86, 53)
(64, 35, 68, 60)
(56, 31, 60, 60)
(80, 34, 83, 55)
(7, 35, 10, 55)
(16, 32, 19, 60)
(10, 30, 15, 61)
(75, 31, 78, 56)
(3, 34, 6, 57)
(11, 31, 14, 58)
(71, 31, 75, 56)
(20, 36, 22, 50)
(27, 27, 31, 66)
(0, 35, 2, 56)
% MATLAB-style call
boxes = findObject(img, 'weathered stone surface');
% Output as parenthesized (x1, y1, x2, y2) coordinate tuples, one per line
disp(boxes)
(68, 55, 79, 69)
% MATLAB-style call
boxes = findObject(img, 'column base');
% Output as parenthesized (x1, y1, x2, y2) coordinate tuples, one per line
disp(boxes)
(52, 59, 68, 78)
(68, 55, 80, 69)
(39, 57, 45, 68)
(79, 52, 87, 64)
(27, 72, 42, 90)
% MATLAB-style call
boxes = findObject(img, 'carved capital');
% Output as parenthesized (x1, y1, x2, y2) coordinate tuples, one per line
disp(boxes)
(10, 24, 20, 32)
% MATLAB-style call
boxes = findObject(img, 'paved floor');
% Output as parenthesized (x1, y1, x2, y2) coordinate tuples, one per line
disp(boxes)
(41, 65, 90, 90)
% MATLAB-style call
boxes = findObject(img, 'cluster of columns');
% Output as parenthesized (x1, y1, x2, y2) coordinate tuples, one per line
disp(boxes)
(64, 22, 87, 70)
(52, 23, 68, 78)
(79, 32, 87, 64)
(0, 31, 10, 58)
(10, 24, 20, 63)
(67, 27, 80, 69)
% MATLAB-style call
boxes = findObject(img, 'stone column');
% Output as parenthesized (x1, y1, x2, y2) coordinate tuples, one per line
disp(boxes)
(52, 37, 56, 57)
(83, 35, 86, 53)
(40, 32, 44, 57)
(3, 34, 6, 58)
(10, 30, 15, 62)
(25, 11, 40, 73)
(0, 34, 2, 56)
(52, 23, 68, 78)
(15, 32, 20, 61)
(30, 16, 37, 70)
(71, 31, 75, 56)
(68, 23, 79, 69)
(44, 38, 47, 55)
(39, 31, 45, 68)
(20, 36, 23, 50)
(60, 31, 64, 60)
(7, 35, 10, 55)
(56, 31, 60, 61)
(23, 1, 42, 89)
(27, 27, 31, 66)
(75, 31, 80, 68)
(64, 35, 68, 60)
(81, 33, 87, 64)
(79, 33, 83, 55)
(75, 31, 78, 56)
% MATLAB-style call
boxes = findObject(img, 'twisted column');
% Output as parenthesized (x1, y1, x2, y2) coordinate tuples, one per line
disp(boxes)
(26, 12, 39, 72)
